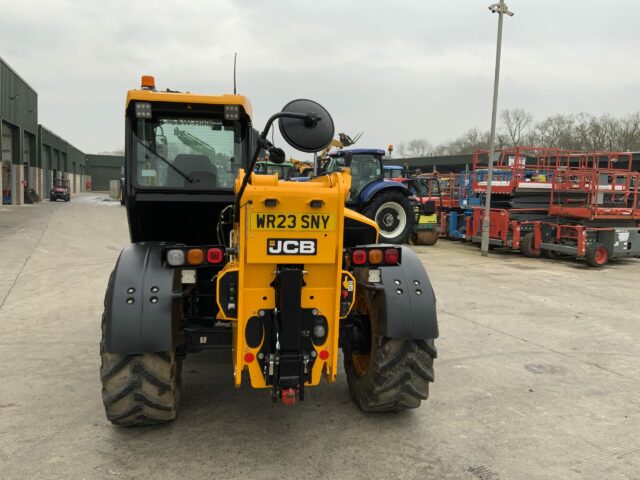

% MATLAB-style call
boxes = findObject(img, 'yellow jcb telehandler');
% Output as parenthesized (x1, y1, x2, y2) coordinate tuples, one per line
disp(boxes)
(100, 76, 438, 425)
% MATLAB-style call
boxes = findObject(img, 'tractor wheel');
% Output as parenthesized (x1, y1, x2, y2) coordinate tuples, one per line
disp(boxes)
(345, 293, 436, 412)
(586, 243, 609, 268)
(364, 191, 414, 244)
(415, 230, 439, 246)
(521, 232, 541, 258)
(100, 273, 181, 426)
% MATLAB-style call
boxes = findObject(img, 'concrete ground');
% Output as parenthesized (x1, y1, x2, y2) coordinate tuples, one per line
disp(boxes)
(0, 193, 639, 480)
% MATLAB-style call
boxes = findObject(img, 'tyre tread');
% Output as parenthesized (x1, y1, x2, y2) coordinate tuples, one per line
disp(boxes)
(347, 337, 435, 413)
(100, 272, 180, 426)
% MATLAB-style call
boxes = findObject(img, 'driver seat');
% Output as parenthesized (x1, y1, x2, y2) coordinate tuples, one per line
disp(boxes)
(166, 154, 217, 188)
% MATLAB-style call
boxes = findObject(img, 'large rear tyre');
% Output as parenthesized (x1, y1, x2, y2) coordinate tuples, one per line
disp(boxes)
(100, 273, 181, 426)
(345, 293, 436, 412)
(521, 232, 541, 258)
(364, 191, 415, 244)
(586, 243, 609, 268)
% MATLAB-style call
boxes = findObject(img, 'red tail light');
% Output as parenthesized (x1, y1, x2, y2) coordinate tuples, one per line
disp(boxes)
(384, 248, 400, 264)
(207, 247, 224, 264)
(351, 249, 367, 265)
(348, 247, 402, 266)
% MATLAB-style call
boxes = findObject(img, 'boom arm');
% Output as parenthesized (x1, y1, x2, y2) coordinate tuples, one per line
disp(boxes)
(317, 132, 363, 158)
(174, 127, 216, 158)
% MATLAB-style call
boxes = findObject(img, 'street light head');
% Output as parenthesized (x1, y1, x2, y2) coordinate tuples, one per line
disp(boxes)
(488, 2, 514, 16)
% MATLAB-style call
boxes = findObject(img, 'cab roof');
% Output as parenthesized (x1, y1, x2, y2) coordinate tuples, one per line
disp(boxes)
(328, 148, 386, 157)
(126, 89, 253, 120)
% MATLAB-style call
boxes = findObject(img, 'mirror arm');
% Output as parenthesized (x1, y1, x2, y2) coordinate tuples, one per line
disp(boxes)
(233, 111, 319, 221)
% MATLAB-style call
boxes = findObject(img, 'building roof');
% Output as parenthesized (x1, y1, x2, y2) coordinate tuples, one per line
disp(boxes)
(0, 56, 38, 95)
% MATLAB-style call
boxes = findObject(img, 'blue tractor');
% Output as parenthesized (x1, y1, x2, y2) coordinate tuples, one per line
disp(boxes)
(383, 165, 406, 179)
(319, 149, 415, 244)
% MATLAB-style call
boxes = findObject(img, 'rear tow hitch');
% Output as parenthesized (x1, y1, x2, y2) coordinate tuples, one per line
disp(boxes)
(280, 388, 298, 406)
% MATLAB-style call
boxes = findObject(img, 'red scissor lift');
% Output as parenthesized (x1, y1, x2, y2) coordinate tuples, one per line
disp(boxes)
(467, 147, 580, 251)
(411, 173, 459, 208)
(410, 173, 458, 236)
(529, 152, 640, 267)
(414, 172, 486, 240)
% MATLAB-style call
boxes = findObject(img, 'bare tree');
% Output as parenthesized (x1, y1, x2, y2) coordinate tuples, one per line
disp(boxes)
(501, 109, 533, 146)
(396, 143, 408, 158)
(573, 113, 596, 150)
(435, 128, 495, 155)
(396, 138, 433, 158)
(529, 115, 575, 149)
(409, 139, 433, 157)
(618, 112, 640, 151)
(394, 111, 640, 157)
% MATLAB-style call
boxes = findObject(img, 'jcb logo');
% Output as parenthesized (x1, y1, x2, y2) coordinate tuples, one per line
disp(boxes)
(267, 238, 317, 255)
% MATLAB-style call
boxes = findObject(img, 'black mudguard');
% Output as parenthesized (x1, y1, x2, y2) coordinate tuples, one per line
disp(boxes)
(354, 246, 438, 339)
(104, 242, 182, 354)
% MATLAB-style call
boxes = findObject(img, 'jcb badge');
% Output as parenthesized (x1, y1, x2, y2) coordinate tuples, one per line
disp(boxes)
(267, 239, 317, 255)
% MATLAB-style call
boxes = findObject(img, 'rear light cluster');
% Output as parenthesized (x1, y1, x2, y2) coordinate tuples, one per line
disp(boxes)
(349, 247, 401, 266)
(166, 246, 225, 267)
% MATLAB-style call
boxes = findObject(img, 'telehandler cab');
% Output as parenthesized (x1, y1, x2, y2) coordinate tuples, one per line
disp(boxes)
(100, 76, 438, 426)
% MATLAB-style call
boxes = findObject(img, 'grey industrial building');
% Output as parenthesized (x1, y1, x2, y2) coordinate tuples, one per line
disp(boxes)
(1, 57, 124, 206)
(85, 154, 124, 191)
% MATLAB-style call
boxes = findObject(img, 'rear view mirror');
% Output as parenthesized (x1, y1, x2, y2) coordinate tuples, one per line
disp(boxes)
(278, 99, 334, 153)
(235, 99, 334, 220)
(268, 147, 286, 164)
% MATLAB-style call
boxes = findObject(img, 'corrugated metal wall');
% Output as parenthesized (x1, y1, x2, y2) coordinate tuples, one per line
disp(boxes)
(86, 154, 123, 190)
(1, 57, 91, 203)
(38, 125, 87, 196)
(1, 57, 39, 204)
(0, 58, 38, 135)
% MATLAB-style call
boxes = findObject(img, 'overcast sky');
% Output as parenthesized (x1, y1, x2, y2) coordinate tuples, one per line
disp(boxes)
(2, 0, 639, 159)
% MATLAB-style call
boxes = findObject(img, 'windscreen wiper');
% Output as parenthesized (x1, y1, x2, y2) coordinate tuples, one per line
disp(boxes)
(136, 139, 193, 183)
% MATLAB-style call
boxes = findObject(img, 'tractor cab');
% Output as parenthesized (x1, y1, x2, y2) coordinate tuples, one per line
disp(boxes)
(324, 149, 389, 205)
(318, 149, 415, 243)
(123, 77, 255, 244)
(383, 165, 405, 179)
(255, 160, 296, 180)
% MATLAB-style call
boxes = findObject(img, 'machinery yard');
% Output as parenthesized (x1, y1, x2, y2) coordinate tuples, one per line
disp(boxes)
(1, 195, 638, 480)
(2, 2, 640, 478)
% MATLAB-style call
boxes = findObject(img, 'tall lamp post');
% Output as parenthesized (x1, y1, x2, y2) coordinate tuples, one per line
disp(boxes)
(480, 1, 514, 256)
